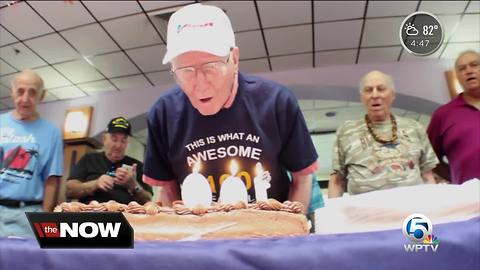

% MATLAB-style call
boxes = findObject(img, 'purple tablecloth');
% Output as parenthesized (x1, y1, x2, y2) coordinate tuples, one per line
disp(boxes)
(1, 217, 479, 270)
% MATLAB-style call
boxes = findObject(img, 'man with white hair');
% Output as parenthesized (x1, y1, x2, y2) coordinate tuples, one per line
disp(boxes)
(143, 3, 318, 213)
(328, 70, 438, 197)
(427, 50, 480, 184)
(0, 70, 63, 237)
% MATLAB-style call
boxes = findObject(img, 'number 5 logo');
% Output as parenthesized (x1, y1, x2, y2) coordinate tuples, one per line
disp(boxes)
(402, 213, 433, 242)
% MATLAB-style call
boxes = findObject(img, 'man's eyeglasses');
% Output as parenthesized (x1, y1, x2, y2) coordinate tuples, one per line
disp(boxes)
(170, 53, 231, 83)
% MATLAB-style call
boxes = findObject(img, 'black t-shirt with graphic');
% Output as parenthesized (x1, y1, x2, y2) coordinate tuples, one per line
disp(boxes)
(144, 73, 318, 203)
(68, 152, 152, 204)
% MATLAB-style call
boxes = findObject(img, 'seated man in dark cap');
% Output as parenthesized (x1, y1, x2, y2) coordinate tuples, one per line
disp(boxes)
(66, 117, 152, 204)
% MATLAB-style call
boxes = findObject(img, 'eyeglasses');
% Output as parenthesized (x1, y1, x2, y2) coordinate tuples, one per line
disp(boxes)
(170, 53, 231, 83)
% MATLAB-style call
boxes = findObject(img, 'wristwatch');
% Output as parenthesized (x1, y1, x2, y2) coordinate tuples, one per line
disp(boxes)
(132, 185, 143, 194)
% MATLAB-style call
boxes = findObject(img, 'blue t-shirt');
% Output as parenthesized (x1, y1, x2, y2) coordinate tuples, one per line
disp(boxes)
(0, 112, 63, 201)
(144, 73, 318, 203)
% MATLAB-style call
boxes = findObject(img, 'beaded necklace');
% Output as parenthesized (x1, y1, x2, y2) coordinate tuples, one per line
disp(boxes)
(364, 114, 398, 144)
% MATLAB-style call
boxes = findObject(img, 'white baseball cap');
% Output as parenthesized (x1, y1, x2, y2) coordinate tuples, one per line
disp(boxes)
(162, 3, 236, 64)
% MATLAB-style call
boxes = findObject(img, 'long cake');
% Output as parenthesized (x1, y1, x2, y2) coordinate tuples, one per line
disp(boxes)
(54, 199, 310, 241)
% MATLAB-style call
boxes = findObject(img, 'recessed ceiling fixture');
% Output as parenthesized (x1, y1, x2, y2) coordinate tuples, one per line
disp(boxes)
(325, 111, 336, 117)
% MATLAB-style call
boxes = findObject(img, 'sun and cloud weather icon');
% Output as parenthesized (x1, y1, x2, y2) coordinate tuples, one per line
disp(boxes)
(404, 23, 419, 36)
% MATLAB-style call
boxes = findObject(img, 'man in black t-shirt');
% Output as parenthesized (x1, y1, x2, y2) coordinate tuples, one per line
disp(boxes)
(66, 117, 152, 204)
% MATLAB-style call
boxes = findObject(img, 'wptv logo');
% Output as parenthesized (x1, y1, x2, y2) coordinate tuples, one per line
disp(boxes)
(402, 213, 440, 252)
(26, 212, 133, 248)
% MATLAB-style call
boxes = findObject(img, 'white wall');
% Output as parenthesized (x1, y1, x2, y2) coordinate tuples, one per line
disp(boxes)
(125, 136, 145, 162)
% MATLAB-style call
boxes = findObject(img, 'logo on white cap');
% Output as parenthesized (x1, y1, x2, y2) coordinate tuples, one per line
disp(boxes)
(162, 3, 235, 64)
(177, 22, 214, 34)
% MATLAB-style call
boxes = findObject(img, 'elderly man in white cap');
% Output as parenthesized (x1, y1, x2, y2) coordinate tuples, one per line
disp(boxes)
(143, 3, 318, 213)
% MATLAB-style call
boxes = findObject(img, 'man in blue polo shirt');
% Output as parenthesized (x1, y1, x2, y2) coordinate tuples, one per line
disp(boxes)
(0, 70, 63, 237)
(143, 3, 318, 213)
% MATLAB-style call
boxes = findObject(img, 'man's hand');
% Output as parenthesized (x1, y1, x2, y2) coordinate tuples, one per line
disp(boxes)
(114, 163, 137, 190)
(328, 173, 345, 198)
(97, 174, 114, 191)
(288, 174, 312, 214)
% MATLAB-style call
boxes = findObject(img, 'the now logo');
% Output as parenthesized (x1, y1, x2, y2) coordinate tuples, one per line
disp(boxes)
(33, 222, 121, 238)
(26, 212, 133, 248)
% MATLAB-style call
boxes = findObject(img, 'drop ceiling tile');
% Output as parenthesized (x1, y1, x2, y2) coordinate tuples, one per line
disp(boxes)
(205, 1, 259, 31)
(314, 1, 365, 22)
(315, 49, 357, 67)
(111, 74, 151, 91)
(83, 1, 142, 21)
(134, 136, 148, 145)
(0, 43, 47, 70)
(0, 100, 8, 110)
(315, 20, 363, 50)
(0, 26, 18, 46)
(400, 43, 445, 61)
(53, 59, 104, 83)
(0, 97, 13, 108)
(0, 58, 16, 75)
(77, 79, 117, 95)
(0, 84, 10, 97)
(417, 114, 431, 128)
(32, 66, 72, 89)
(24, 33, 80, 64)
(358, 46, 402, 64)
(0, 1, 53, 39)
(347, 101, 363, 107)
(101, 13, 163, 49)
(403, 110, 420, 121)
(126, 44, 167, 72)
(139, 1, 193, 11)
(302, 109, 320, 125)
(257, 1, 311, 28)
(236, 31, 267, 59)
(367, 1, 418, 17)
(361, 17, 404, 47)
(61, 24, 120, 56)
(145, 70, 174, 86)
(441, 42, 480, 59)
(0, 1, 10, 8)
(28, 1, 95, 31)
(314, 100, 349, 109)
(0, 73, 16, 87)
(465, 1, 480, 13)
(419, 1, 469, 14)
(270, 53, 312, 71)
(449, 14, 480, 43)
(132, 128, 148, 138)
(48, 85, 86, 100)
(41, 90, 58, 102)
(239, 58, 270, 74)
(0, 1, 9, 7)
(264, 25, 312, 56)
(391, 108, 406, 116)
(436, 15, 462, 41)
(87, 51, 140, 77)
(298, 100, 315, 110)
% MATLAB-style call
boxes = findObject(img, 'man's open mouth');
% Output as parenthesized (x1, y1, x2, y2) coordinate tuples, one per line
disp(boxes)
(199, 97, 213, 103)
(466, 77, 477, 82)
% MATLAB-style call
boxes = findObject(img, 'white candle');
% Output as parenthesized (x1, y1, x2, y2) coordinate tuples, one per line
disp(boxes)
(181, 161, 212, 209)
(254, 162, 269, 202)
(219, 160, 248, 204)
